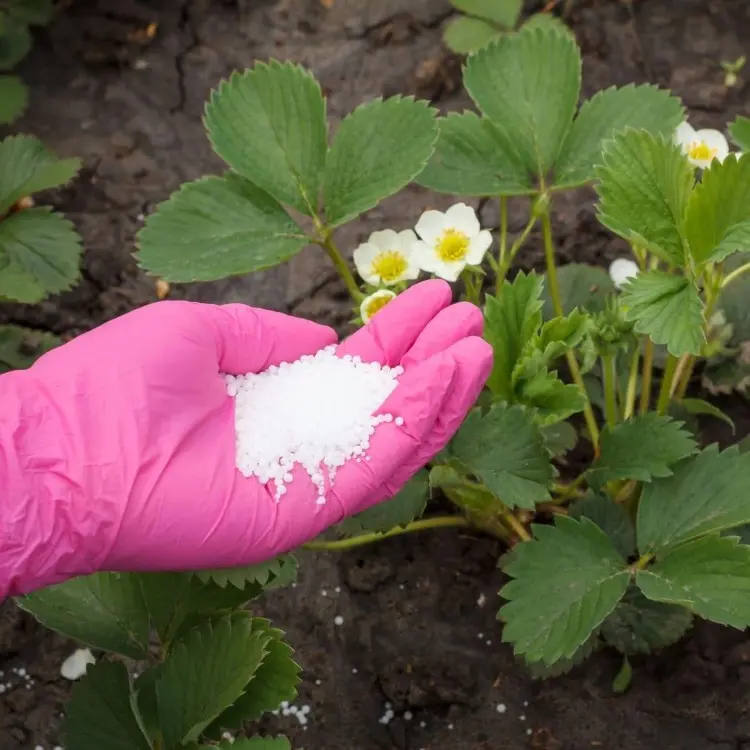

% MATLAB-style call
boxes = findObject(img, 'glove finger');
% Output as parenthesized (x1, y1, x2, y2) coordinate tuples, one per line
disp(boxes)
(336, 279, 452, 366)
(401, 301, 484, 368)
(357, 335, 493, 510)
(206, 304, 338, 374)
(221, 348, 460, 561)
(325, 343, 463, 518)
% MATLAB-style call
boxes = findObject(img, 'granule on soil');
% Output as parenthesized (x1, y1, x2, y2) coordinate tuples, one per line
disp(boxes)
(225, 346, 403, 503)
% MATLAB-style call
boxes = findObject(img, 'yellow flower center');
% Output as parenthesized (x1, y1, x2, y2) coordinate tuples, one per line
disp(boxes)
(363, 293, 394, 320)
(371, 251, 408, 283)
(687, 141, 716, 162)
(436, 229, 470, 262)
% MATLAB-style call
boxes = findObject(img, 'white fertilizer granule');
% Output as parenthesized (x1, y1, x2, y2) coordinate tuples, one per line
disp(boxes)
(226, 346, 403, 504)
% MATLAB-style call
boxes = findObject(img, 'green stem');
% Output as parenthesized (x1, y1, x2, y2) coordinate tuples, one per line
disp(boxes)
(461, 268, 481, 305)
(501, 508, 531, 541)
(675, 356, 695, 400)
(318, 233, 363, 302)
(633, 552, 653, 571)
(639, 338, 654, 414)
(540, 208, 600, 450)
(498, 195, 508, 269)
(552, 473, 587, 501)
(602, 353, 618, 428)
(495, 213, 537, 293)
(676, 267, 723, 399)
(303, 516, 470, 551)
(721, 261, 750, 289)
(656, 353, 679, 415)
(623, 345, 640, 420)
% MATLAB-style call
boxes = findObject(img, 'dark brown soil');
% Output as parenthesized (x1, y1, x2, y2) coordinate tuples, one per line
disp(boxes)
(2, 0, 750, 748)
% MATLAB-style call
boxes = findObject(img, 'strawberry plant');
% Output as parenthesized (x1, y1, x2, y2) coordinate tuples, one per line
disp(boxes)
(17, 21, 750, 749)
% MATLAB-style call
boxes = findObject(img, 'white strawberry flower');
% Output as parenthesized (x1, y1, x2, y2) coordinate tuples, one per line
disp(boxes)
(352, 229, 420, 287)
(609, 258, 639, 289)
(360, 289, 396, 324)
(60, 648, 95, 680)
(674, 120, 729, 169)
(413, 203, 492, 282)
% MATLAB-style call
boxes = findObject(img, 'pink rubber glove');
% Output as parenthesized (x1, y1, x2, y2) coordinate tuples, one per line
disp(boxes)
(0, 280, 491, 597)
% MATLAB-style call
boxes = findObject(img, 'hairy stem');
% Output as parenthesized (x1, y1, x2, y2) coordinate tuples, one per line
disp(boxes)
(318, 233, 363, 302)
(303, 516, 470, 551)
(656, 353, 679, 415)
(498, 195, 508, 267)
(602, 353, 618, 428)
(495, 213, 537, 292)
(623, 345, 640, 419)
(540, 209, 600, 450)
(553, 473, 588, 501)
(721, 261, 750, 289)
(670, 353, 692, 399)
(639, 338, 654, 414)
(501, 508, 532, 541)
(461, 268, 481, 305)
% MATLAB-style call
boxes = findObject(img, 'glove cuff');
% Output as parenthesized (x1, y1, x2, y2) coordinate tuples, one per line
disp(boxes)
(0, 370, 115, 597)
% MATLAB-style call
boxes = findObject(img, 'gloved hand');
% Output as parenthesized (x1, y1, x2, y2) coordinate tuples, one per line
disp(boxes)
(0, 280, 491, 597)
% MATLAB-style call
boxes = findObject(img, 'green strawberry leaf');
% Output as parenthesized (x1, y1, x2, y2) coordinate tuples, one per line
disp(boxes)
(554, 84, 684, 188)
(686, 153, 750, 264)
(195, 554, 298, 591)
(588, 414, 698, 486)
(500, 515, 630, 665)
(416, 112, 533, 195)
(0, 74, 27, 124)
(0, 324, 59, 373)
(450, 403, 553, 509)
(443, 16, 501, 55)
(204, 62, 327, 215)
(323, 96, 438, 226)
(595, 130, 693, 267)
(136, 174, 307, 282)
(0, 134, 80, 213)
(637, 535, 750, 629)
(0, 207, 82, 303)
(64, 661, 151, 750)
(568, 493, 636, 559)
(729, 116, 750, 152)
(463, 25, 581, 181)
(542, 263, 614, 319)
(621, 271, 705, 356)
(600, 585, 693, 655)
(17, 573, 151, 659)
(156, 612, 271, 747)
(637, 445, 750, 555)
(338, 470, 429, 535)
(484, 271, 543, 400)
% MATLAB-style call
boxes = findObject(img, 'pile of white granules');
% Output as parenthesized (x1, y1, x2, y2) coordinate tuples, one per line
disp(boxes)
(225, 346, 404, 504)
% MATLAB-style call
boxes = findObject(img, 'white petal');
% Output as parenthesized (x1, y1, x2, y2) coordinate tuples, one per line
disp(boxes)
(412, 240, 441, 274)
(434, 260, 466, 282)
(674, 120, 696, 148)
(445, 202, 481, 237)
(694, 128, 729, 163)
(352, 243, 380, 284)
(395, 229, 419, 254)
(61, 648, 96, 681)
(415, 210, 447, 245)
(466, 230, 493, 265)
(402, 255, 421, 281)
(367, 229, 401, 251)
(609, 258, 639, 289)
